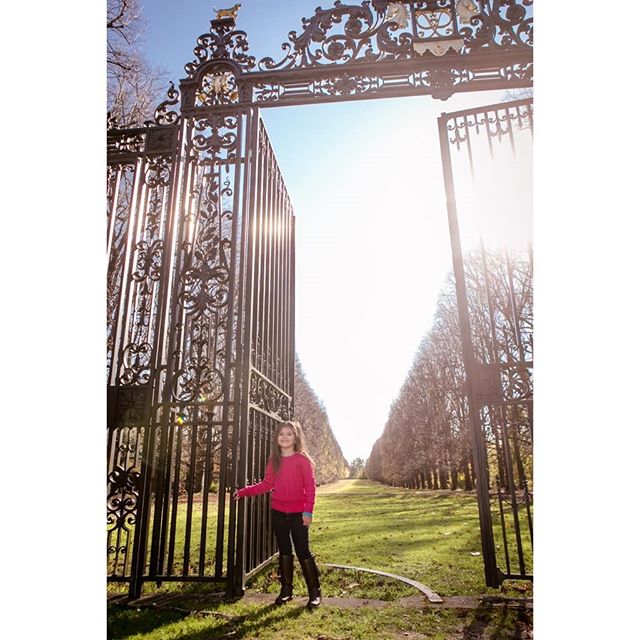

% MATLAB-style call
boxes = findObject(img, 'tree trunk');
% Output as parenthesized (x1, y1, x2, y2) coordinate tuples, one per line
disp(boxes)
(451, 467, 459, 490)
(469, 451, 477, 487)
(463, 457, 473, 490)
(439, 466, 448, 490)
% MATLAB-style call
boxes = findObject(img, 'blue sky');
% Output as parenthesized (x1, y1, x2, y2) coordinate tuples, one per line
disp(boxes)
(139, 0, 526, 462)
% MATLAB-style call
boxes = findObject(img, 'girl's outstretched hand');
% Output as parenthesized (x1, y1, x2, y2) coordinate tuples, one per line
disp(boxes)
(233, 490, 241, 501)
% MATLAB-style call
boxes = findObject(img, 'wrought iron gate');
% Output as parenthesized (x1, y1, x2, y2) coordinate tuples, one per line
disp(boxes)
(107, 106, 294, 597)
(438, 98, 533, 586)
(108, 1, 533, 596)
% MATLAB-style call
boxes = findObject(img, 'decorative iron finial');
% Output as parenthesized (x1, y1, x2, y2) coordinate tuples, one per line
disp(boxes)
(214, 3, 241, 21)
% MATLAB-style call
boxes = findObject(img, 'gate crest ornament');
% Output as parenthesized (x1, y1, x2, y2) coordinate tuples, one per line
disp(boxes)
(196, 71, 240, 105)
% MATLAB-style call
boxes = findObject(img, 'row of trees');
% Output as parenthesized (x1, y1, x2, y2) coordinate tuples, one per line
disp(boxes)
(366, 248, 533, 491)
(294, 357, 350, 484)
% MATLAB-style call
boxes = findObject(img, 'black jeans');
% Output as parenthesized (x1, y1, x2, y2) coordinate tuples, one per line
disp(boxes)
(271, 508, 311, 560)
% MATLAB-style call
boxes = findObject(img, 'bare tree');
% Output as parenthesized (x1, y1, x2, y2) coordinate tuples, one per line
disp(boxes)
(107, 0, 168, 127)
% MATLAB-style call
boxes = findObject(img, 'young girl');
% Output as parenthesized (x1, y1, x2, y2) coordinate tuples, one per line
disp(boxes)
(233, 420, 321, 608)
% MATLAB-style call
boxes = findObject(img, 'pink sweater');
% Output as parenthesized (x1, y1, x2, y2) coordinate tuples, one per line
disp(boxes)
(237, 452, 316, 514)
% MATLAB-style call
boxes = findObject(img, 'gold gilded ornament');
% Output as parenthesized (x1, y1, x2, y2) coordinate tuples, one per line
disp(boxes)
(214, 3, 241, 20)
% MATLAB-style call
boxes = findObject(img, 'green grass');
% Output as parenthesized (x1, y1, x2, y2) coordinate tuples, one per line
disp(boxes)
(108, 599, 533, 640)
(108, 479, 533, 639)
(108, 601, 467, 640)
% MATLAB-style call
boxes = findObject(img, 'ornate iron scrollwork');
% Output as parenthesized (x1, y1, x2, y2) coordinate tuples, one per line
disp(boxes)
(138, 2, 532, 112)
(460, 0, 533, 51)
(153, 81, 181, 126)
(114, 154, 173, 388)
(445, 100, 533, 150)
(184, 16, 256, 79)
(107, 461, 141, 575)
(258, 1, 412, 70)
(107, 131, 145, 156)
(166, 113, 239, 404)
(249, 369, 292, 421)
(317, 71, 383, 96)
(107, 464, 141, 522)
(257, 0, 532, 71)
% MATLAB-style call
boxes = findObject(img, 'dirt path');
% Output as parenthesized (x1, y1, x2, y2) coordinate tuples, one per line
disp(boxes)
(109, 590, 532, 612)
(316, 479, 359, 494)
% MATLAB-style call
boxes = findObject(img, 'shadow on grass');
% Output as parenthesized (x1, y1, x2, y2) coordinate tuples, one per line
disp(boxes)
(109, 582, 230, 611)
(108, 605, 190, 639)
(461, 599, 532, 640)
(108, 600, 309, 640)
(178, 603, 308, 640)
(107, 578, 317, 640)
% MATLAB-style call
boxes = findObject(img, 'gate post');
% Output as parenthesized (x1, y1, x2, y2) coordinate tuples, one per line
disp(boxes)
(438, 114, 500, 588)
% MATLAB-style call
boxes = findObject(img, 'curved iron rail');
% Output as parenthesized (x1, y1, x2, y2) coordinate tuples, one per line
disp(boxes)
(323, 562, 444, 603)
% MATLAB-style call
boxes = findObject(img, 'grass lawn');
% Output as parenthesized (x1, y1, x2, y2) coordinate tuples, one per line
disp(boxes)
(108, 479, 532, 639)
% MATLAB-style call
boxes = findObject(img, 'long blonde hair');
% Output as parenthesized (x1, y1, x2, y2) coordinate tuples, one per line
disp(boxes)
(270, 420, 315, 475)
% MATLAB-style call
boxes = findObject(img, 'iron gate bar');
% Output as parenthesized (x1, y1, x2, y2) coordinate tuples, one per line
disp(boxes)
(165, 416, 181, 575)
(505, 250, 526, 370)
(523, 477, 533, 544)
(496, 481, 511, 575)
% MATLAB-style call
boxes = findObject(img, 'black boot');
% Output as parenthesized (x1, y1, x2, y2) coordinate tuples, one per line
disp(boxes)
(274, 554, 294, 605)
(299, 555, 322, 608)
